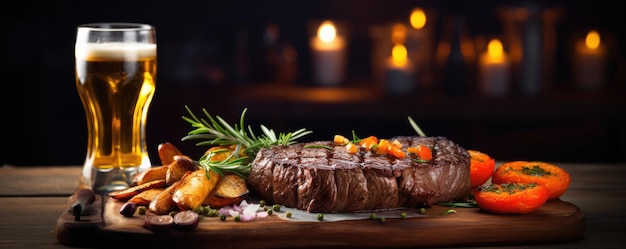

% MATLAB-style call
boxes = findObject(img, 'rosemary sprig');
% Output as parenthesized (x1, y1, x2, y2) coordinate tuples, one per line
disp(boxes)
(408, 116, 427, 137)
(199, 148, 250, 178)
(438, 200, 478, 208)
(181, 106, 312, 178)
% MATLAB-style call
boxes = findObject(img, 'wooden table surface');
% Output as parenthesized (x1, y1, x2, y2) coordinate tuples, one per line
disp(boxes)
(1, 163, 625, 249)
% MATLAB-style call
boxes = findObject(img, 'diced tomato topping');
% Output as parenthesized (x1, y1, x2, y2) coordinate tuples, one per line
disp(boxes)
(334, 135, 350, 145)
(375, 139, 391, 155)
(389, 146, 406, 159)
(391, 139, 403, 149)
(359, 136, 378, 151)
(335, 135, 410, 159)
(407, 144, 432, 161)
(345, 142, 358, 154)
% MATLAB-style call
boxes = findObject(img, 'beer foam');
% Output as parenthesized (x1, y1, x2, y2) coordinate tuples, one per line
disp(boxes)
(76, 43, 156, 60)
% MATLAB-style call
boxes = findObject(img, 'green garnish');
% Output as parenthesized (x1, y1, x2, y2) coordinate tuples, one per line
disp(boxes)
(408, 116, 427, 137)
(317, 213, 324, 221)
(438, 200, 478, 208)
(520, 165, 554, 176)
(199, 149, 251, 178)
(304, 145, 333, 150)
(479, 182, 539, 194)
(182, 106, 312, 179)
(272, 204, 281, 211)
(443, 209, 457, 215)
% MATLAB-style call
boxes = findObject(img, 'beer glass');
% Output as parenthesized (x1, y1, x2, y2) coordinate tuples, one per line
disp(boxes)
(75, 23, 156, 194)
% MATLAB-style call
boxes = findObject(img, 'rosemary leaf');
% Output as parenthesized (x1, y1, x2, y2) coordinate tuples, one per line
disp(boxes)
(408, 116, 427, 137)
(182, 106, 312, 179)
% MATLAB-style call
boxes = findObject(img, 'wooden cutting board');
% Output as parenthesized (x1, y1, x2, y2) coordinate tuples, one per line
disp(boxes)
(56, 196, 584, 248)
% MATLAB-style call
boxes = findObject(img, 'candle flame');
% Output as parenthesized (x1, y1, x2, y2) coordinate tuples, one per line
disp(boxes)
(391, 23, 407, 44)
(318, 21, 337, 43)
(585, 30, 601, 49)
(488, 39, 504, 58)
(410, 8, 427, 30)
(392, 44, 408, 66)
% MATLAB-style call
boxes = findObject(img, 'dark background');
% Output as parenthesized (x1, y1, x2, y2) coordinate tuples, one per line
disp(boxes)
(2, 0, 625, 167)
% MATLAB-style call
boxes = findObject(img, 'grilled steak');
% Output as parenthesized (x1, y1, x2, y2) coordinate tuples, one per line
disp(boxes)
(247, 136, 471, 213)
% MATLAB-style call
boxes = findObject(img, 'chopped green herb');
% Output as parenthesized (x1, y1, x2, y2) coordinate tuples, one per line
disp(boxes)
(317, 213, 324, 221)
(304, 145, 333, 150)
(479, 183, 539, 195)
(443, 209, 457, 215)
(272, 204, 281, 211)
(520, 165, 554, 176)
(137, 206, 147, 215)
(438, 200, 478, 208)
(408, 116, 427, 137)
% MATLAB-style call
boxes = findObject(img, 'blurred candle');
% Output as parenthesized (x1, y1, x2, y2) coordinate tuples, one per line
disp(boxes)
(385, 44, 415, 95)
(310, 20, 346, 86)
(478, 39, 510, 97)
(574, 30, 606, 91)
(410, 8, 427, 30)
(405, 8, 432, 89)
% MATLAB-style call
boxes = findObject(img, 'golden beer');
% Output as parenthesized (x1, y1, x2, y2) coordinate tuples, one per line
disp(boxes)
(75, 23, 156, 193)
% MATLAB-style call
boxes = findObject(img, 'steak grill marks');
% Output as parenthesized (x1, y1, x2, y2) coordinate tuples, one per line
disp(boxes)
(247, 136, 471, 213)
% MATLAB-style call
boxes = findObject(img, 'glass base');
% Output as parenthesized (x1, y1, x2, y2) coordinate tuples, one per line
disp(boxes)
(88, 166, 143, 195)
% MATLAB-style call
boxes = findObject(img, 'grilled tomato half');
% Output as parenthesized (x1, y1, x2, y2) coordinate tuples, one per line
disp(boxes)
(468, 150, 496, 188)
(474, 182, 550, 214)
(492, 161, 571, 200)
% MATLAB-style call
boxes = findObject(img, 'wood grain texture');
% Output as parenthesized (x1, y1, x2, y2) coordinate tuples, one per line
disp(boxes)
(0, 166, 80, 196)
(56, 196, 584, 248)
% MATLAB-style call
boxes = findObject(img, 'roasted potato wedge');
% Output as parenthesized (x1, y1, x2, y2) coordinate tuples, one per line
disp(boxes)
(204, 174, 249, 208)
(172, 169, 221, 210)
(135, 165, 169, 186)
(166, 155, 197, 185)
(127, 188, 164, 206)
(149, 181, 180, 215)
(158, 142, 184, 166)
(108, 179, 166, 201)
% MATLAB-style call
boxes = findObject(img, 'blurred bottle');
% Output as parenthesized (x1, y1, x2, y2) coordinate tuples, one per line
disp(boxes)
(254, 23, 298, 85)
(436, 15, 475, 96)
(498, 3, 562, 97)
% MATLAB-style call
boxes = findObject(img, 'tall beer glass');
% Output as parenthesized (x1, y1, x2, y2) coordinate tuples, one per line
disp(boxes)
(75, 23, 156, 194)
